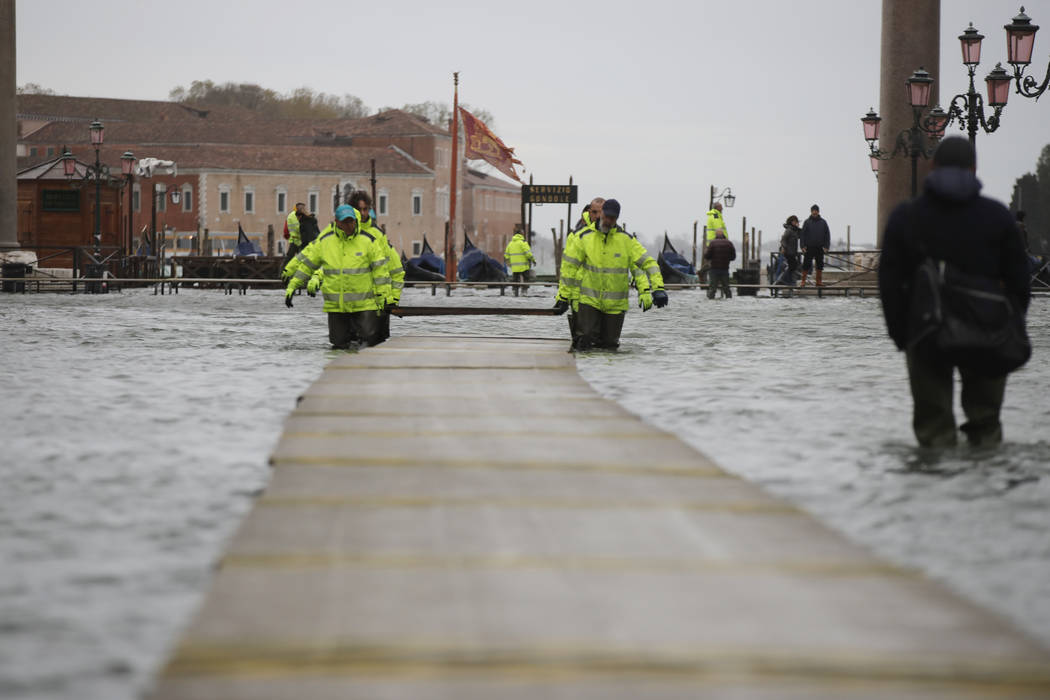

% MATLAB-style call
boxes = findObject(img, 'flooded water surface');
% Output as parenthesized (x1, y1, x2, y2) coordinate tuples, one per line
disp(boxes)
(1, 286, 1047, 699)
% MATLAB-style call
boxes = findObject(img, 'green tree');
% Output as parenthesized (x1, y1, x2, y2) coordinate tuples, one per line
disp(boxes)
(17, 83, 55, 95)
(1010, 143, 1050, 253)
(393, 101, 495, 128)
(169, 81, 370, 119)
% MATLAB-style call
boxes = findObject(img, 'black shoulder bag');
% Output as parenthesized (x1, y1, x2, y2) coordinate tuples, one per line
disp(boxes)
(906, 209, 1031, 377)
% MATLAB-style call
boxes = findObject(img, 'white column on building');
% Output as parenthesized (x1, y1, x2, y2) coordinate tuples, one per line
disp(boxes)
(0, 0, 18, 249)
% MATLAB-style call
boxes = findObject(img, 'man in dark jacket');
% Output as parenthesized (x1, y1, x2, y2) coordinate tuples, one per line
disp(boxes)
(703, 230, 736, 299)
(800, 204, 831, 286)
(878, 137, 1031, 448)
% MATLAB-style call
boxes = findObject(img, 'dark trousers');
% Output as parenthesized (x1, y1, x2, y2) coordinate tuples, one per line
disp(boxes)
(905, 349, 1007, 448)
(573, 304, 625, 351)
(377, 310, 391, 343)
(567, 310, 577, 348)
(327, 310, 379, 349)
(512, 271, 529, 296)
(802, 247, 825, 272)
(707, 269, 731, 299)
(281, 242, 301, 277)
(785, 253, 799, 278)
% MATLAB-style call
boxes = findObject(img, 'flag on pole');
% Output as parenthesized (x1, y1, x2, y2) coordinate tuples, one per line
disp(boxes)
(459, 107, 523, 182)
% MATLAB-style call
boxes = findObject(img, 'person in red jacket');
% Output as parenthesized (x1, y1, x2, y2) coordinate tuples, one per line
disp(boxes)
(703, 230, 736, 299)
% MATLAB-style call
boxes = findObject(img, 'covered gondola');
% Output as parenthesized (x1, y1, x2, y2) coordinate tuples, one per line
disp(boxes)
(657, 234, 698, 284)
(457, 232, 508, 282)
(402, 251, 445, 282)
(406, 235, 445, 279)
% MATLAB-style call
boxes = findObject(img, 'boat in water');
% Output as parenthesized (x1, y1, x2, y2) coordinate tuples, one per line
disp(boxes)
(657, 234, 698, 284)
(405, 236, 446, 281)
(457, 232, 508, 282)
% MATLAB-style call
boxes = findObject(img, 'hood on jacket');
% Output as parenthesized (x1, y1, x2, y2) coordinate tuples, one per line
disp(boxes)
(924, 166, 982, 203)
(511, 233, 525, 241)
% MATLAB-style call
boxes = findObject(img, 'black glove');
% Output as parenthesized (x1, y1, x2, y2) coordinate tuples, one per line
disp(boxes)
(306, 289, 316, 298)
(652, 290, 668, 308)
(284, 293, 294, 308)
(552, 299, 569, 315)
(384, 302, 397, 313)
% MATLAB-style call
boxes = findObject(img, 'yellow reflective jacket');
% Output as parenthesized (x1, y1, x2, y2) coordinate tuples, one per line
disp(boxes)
(559, 224, 663, 313)
(284, 224, 390, 313)
(286, 210, 302, 246)
(504, 233, 535, 273)
(559, 213, 653, 307)
(705, 208, 727, 242)
(303, 216, 405, 304)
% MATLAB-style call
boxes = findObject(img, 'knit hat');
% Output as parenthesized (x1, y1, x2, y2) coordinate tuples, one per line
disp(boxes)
(601, 199, 621, 217)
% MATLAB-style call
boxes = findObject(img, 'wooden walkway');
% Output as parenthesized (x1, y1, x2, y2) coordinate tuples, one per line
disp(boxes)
(148, 337, 1050, 699)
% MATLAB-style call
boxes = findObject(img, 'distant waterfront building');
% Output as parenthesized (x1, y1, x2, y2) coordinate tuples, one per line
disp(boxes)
(14, 95, 521, 263)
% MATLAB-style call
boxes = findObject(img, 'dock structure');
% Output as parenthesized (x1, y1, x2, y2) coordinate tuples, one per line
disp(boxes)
(149, 337, 1050, 699)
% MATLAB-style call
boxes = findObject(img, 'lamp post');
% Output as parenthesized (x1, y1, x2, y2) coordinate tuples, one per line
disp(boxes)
(708, 185, 736, 210)
(1004, 6, 1050, 100)
(939, 23, 1013, 147)
(89, 120, 104, 259)
(861, 69, 946, 198)
(120, 151, 135, 257)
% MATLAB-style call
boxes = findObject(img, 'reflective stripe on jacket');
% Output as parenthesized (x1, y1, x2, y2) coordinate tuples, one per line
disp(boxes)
(504, 233, 535, 273)
(286, 210, 302, 246)
(559, 224, 663, 313)
(284, 224, 390, 313)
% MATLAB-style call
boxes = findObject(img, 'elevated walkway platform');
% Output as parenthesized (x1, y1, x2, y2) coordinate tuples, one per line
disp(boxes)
(148, 337, 1050, 699)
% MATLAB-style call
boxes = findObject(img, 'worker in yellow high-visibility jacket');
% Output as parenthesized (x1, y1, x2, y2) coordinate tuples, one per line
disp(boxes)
(504, 230, 535, 296)
(553, 199, 667, 350)
(283, 205, 390, 348)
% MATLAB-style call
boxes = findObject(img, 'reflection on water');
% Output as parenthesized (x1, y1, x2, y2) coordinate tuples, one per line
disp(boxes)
(0, 287, 1047, 699)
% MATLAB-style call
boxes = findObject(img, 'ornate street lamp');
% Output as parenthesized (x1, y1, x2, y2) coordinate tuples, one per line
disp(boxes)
(938, 24, 1010, 147)
(708, 185, 735, 209)
(861, 68, 945, 198)
(1005, 6, 1050, 100)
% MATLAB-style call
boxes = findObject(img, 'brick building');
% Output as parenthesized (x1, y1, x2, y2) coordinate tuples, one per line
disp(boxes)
(15, 95, 522, 263)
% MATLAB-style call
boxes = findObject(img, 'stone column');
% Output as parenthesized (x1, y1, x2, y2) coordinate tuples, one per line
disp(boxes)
(877, 0, 940, 246)
(0, 0, 18, 249)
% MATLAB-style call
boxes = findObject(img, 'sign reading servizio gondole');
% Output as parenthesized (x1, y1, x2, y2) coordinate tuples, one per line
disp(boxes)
(521, 185, 578, 204)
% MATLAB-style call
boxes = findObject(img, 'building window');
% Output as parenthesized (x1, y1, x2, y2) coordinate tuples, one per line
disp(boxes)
(412, 190, 423, 217)
(378, 191, 388, 216)
(412, 240, 422, 256)
(157, 185, 167, 212)
(219, 187, 230, 214)
(29, 147, 37, 157)
(46, 146, 55, 157)
(244, 188, 255, 214)
(276, 190, 287, 214)
(308, 192, 318, 215)
(132, 184, 140, 213)
(182, 186, 193, 212)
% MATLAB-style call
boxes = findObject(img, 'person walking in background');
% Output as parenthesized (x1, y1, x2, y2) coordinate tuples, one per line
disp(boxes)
(281, 202, 308, 278)
(878, 137, 1030, 448)
(800, 204, 831, 287)
(504, 229, 535, 296)
(553, 199, 666, 350)
(704, 201, 727, 243)
(703, 230, 736, 299)
(778, 215, 801, 286)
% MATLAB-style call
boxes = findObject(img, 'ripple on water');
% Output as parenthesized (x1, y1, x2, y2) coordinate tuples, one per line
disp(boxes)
(0, 288, 1048, 700)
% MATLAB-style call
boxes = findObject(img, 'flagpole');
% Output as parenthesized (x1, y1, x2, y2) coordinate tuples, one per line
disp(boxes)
(447, 71, 459, 282)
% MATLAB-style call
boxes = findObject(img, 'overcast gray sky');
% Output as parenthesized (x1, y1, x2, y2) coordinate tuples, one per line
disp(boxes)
(16, 0, 1050, 251)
